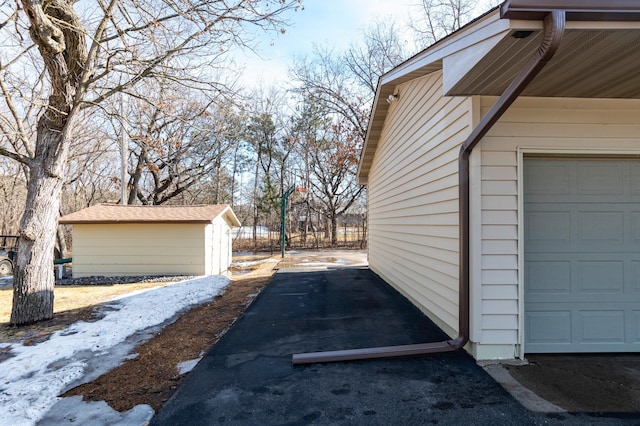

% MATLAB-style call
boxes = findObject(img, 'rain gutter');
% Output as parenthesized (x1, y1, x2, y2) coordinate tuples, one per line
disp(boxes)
(292, 8, 566, 365)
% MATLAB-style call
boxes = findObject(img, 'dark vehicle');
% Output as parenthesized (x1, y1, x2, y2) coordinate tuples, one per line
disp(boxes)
(0, 235, 18, 276)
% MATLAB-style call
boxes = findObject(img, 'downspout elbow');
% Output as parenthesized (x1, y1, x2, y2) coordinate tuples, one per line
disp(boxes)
(449, 335, 468, 349)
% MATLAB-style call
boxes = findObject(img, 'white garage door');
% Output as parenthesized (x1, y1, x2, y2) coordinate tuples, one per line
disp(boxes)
(524, 157, 640, 353)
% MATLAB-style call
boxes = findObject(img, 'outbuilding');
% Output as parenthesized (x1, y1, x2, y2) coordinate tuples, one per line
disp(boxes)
(59, 204, 240, 277)
(358, 1, 640, 360)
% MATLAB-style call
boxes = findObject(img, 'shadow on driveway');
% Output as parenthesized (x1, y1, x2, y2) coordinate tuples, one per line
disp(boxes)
(152, 267, 638, 425)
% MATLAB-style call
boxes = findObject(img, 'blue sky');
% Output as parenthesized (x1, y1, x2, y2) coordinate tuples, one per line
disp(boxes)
(237, 0, 498, 88)
(236, 0, 420, 87)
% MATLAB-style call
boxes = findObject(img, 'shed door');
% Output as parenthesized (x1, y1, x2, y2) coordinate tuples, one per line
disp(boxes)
(524, 157, 640, 353)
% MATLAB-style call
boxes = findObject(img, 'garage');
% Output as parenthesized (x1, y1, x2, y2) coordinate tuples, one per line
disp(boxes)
(358, 0, 640, 360)
(524, 157, 640, 353)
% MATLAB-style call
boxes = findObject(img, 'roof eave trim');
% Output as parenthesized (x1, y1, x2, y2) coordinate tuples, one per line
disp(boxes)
(221, 205, 242, 227)
(58, 220, 215, 225)
(357, 8, 503, 184)
(501, 0, 640, 21)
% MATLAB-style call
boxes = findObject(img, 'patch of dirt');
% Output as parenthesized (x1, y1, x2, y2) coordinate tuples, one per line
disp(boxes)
(0, 305, 107, 345)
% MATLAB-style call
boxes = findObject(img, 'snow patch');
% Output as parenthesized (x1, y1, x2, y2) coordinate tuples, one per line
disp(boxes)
(177, 357, 202, 375)
(232, 258, 279, 268)
(0, 275, 229, 426)
(38, 396, 154, 426)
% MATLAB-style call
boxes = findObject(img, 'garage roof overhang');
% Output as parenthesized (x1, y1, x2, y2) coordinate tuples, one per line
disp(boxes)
(357, 1, 640, 185)
(59, 204, 242, 227)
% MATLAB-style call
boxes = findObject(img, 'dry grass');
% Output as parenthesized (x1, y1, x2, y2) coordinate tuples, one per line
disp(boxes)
(0, 254, 279, 326)
(0, 282, 170, 325)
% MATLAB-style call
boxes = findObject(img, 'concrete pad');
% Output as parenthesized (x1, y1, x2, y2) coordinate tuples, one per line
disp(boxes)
(482, 363, 566, 413)
(152, 268, 638, 425)
(503, 355, 640, 413)
(276, 250, 368, 271)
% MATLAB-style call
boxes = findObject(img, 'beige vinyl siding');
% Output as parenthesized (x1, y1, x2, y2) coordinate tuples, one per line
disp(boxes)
(367, 71, 472, 335)
(206, 217, 232, 276)
(205, 224, 215, 276)
(216, 216, 233, 275)
(72, 223, 206, 277)
(479, 96, 640, 346)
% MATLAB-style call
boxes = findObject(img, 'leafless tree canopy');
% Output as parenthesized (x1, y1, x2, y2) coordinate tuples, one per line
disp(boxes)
(0, 0, 302, 324)
(409, 0, 502, 50)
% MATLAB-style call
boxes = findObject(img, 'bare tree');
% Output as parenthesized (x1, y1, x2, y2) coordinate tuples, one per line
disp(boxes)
(292, 47, 369, 142)
(303, 118, 364, 246)
(408, 0, 502, 48)
(289, 20, 405, 246)
(0, 160, 27, 236)
(292, 18, 406, 144)
(124, 87, 238, 206)
(344, 19, 407, 94)
(1, 0, 302, 325)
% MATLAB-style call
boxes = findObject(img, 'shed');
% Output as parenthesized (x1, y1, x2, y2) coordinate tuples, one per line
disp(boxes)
(358, 1, 640, 360)
(59, 204, 241, 277)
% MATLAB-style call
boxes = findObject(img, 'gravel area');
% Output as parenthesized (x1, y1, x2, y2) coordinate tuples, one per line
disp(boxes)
(55, 275, 198, 286)
(0, 274, 197, 288)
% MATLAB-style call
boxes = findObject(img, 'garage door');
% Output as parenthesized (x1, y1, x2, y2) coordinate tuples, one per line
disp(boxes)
(524, 157, 640, 353)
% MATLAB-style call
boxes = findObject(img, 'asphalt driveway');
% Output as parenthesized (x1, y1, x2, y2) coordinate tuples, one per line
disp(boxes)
(151, 261, 638, 425)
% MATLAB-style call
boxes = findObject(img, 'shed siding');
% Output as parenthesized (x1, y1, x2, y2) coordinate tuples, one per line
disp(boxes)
(207, 215, 233, 275)
(479, 96, 640, 347)
(367, 71, 472, 335)
(72, 223, 206, 276)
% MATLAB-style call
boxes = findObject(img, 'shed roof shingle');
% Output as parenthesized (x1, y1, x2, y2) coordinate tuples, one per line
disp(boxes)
(59, 204, 240, 226)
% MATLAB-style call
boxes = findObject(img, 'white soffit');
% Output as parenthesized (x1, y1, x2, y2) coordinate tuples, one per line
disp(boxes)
(442, 30, 511, 95)
(446, 21, 640, 98)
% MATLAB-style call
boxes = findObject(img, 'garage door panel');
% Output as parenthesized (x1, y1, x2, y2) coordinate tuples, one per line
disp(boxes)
(633, 312, 640, 342)
(526, 305, 638, 352)
(629, 164, 640, 194)
(579, 311, 625, 343)
(526, 311, 572, 344)
(524, 164, 571, 195)
(577, 162, 624, 195)
(578, 212, 624, 242)
(526, 209, 634, 252)
(632, 213, 640, 240)
(524, 157, 640, 353)
(579, 261, 624, 293)
(525, 261, 571, 294)
(526, 211, 571, 243)
(633, 262, 640, 292)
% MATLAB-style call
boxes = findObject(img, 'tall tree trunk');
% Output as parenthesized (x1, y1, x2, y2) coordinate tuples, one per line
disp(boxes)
(128, 146, 147, 205)
(252, 159, 260, 251)
(330, 212, 338, 247)
(11, 0, 88, 324)
(11, 132, 65, 324)
(56, 223, 67, 258)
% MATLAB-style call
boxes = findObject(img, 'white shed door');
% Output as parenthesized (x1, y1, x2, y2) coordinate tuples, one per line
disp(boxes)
(524, 157, 640, 353)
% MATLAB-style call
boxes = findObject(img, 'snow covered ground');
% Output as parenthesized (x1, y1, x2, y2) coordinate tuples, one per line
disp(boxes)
(231, 257, 280, 269)
(0, 276, 230, 426)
